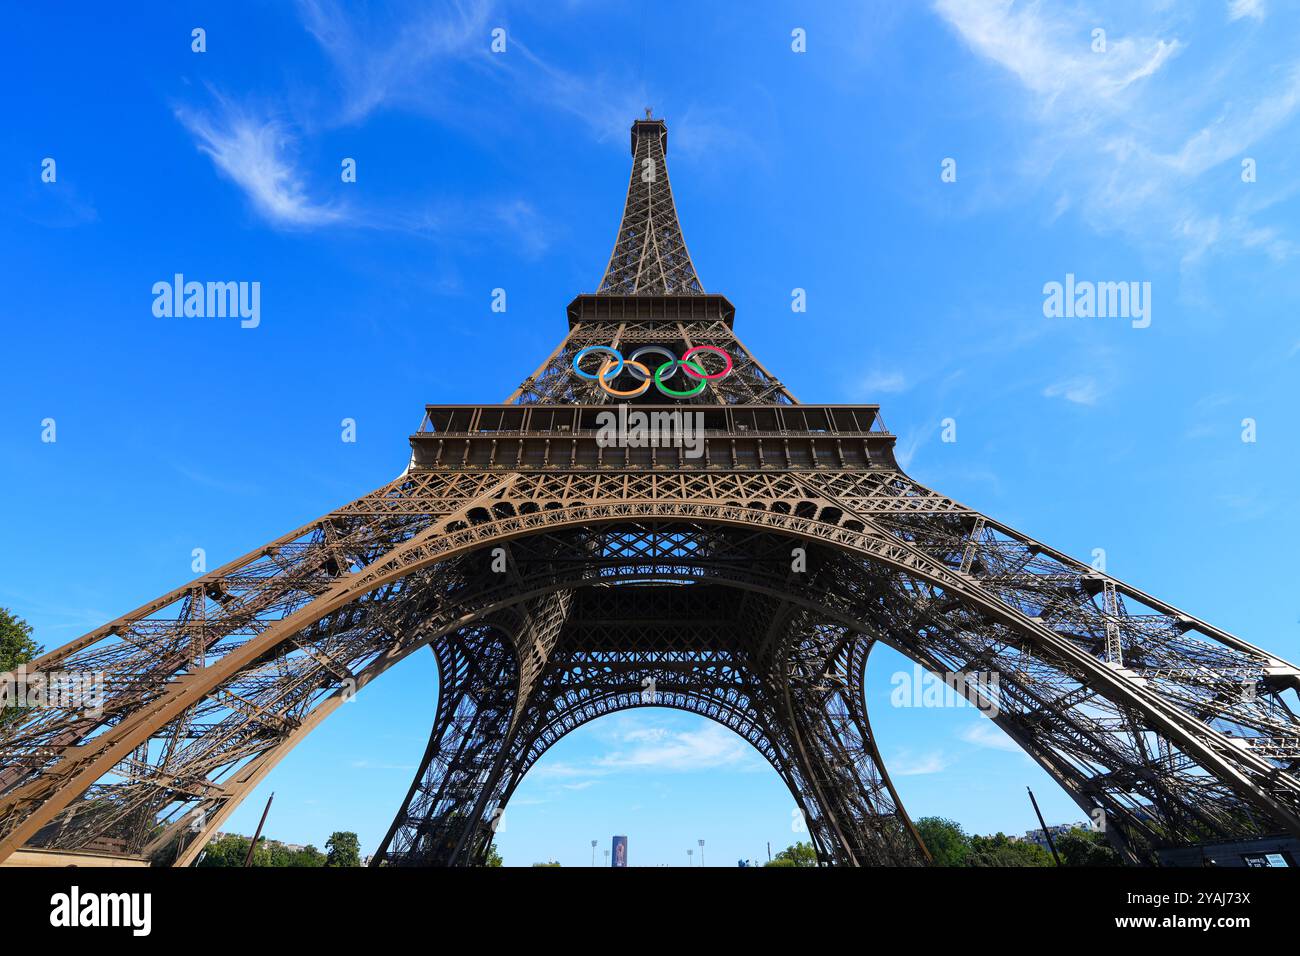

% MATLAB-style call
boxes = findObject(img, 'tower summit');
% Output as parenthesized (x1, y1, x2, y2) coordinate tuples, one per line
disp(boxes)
(598, 115, 703, 295)
(509, 115, 791, 406)
(2, 117, 1298, 868)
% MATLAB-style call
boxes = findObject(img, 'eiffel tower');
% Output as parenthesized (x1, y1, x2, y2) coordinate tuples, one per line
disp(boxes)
(3, 115, 1299, 868)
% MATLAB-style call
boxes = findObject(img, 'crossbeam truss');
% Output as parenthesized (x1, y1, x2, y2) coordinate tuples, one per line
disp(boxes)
(1, 468, 1297, 865)
(3, 116, 1298, 867)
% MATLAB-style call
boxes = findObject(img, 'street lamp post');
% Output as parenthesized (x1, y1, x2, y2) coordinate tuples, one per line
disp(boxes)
(687, 848, 693, 867)
(698, 839, 705, 868)
(591, 839, 597, 867)
(603, 849, 610, 867)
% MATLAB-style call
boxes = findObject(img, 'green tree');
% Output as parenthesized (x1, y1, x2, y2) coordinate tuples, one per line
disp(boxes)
(267, 840, 327, 867)
(196, 833, 251, 867)
(764, 841, 818, 867)
(914, 816, 971, 867)
(197, 834, 328, 867)
(0, 608, 41, 672)
(1056, 827, 1123, 867)
(325, 830, 362, 867)
(531, 860, 562, 867)
(966, 832, 1053, 867)
(484, 841, 503, 867)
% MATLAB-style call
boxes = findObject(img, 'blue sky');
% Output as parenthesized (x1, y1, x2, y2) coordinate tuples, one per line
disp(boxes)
(3, 0, 1300, 866)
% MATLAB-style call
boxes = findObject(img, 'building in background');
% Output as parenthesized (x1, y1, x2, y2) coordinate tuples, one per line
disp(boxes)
(1024, 822, 1091, 849)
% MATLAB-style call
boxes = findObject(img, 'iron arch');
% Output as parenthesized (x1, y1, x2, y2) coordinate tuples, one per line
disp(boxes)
(2, 483, 1297, 866)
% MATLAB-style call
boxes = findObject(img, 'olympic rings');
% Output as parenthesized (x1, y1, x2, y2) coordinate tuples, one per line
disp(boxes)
(573, 345, 733, 398)
(598, 359, 652, 398)
(623, 346, 678, 381)
(654, 359, 707, 398)
(680, 346, 732, 381)
(573, 346, 623, 380)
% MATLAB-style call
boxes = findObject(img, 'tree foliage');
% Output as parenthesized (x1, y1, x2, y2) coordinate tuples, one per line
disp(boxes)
(0, 609, 43, 728)
(966, 832, 1054, 867)
(764, 841, 818, 867)
(914, 816, 971, 866)
(0, 608, 41, 672)
(325, 830, 362, 867)
(1056, 827, 1123, 866)
(197, 834, 326, 867)
(911, 816, 1123, 867)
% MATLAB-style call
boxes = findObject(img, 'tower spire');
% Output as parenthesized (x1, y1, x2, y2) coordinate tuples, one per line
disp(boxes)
(597, 115, 704, 295)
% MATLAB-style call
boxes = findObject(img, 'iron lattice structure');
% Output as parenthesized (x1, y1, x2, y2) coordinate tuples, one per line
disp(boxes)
(2, 117, 1299, 868)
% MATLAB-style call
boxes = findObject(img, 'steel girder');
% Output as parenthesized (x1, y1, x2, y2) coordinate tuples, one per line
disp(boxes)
(1, 467, 1297, 865)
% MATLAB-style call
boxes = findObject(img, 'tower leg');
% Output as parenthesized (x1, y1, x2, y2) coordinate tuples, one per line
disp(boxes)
(776, 614, 928, 865)
(372, 625, 518, 866)
(374, 593, 572, 866)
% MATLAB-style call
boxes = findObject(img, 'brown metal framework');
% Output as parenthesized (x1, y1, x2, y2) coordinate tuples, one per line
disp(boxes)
(2, 116, 1299, 867)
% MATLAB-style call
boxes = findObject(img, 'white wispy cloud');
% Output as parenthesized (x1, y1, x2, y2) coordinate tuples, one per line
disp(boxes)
(502, 37, 646, 145)
(1043, 376, 1105, 406)
(295, 0, 744, 161)
(493, 199, 553, 258)
(175, 93, 555, 249)
(173, 2, 606, 245)
(0, 589, 112, 637)
(932, 0, 1300, 262)
(1184, 391, 1235, 439)
(527, 715, 763, 783)
(527, 761, 593, 782)
(1228, 0, 1266, 22)
(350, 759, 417, 771)
(169, 0, 749, 256)
(959, 719, 1021, 752)
(934, 0, 1182, 107)
(175, 96, 343, 228)
(892, 428, 929, 469)
(297, 0, 494, 124)
(888, 749, 951, 776)
(593, 721, 758, 772)
(1216, 490, 1278, 521)
(862, 370, 908, 394)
